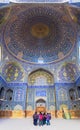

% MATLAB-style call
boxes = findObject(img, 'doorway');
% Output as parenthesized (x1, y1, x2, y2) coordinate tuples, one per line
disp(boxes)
(36, 99, 46, 112)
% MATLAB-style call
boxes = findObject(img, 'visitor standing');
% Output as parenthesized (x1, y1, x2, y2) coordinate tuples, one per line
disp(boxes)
(33, 112, 38, 126)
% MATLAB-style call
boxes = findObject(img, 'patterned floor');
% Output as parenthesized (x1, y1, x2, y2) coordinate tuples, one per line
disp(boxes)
(0, 118, 80, 130)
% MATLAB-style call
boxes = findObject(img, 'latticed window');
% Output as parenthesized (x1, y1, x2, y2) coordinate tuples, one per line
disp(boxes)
(77, 86, 80, 98)
(69, 88, 76, 100)
(6, 89, 13, 101)
(0, 87, 5, 99)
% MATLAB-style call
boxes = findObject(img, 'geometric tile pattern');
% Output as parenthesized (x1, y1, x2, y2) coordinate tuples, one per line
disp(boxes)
(3, 4, 77, 64)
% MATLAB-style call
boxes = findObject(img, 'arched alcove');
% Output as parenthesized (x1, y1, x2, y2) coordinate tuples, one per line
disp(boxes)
(28, 69, 54, 86)
(6, 89, 13, 101)
(69, 88, 76, 101)
(57, 62, 78, 82)
(36, 99, 46, 112)
(0, 87, 5, 99)
(26, 69, 55, 117)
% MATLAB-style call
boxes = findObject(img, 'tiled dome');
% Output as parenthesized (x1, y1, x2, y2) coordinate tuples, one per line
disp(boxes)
(3, 4, 77, 64)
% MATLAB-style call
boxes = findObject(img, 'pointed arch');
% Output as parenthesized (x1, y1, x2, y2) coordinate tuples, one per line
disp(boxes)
(36, 98, 46, 103)
(0, 87, 5, 99)
(6, 89, 13, 101)
(69, 88, 76, 100)
(28, 68, 54, 86)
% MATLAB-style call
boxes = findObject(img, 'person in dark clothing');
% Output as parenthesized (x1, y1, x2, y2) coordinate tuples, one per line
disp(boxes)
(33, 112, 38, 126)
(46, 113, 51, 125)
(43, 112, 46, 125)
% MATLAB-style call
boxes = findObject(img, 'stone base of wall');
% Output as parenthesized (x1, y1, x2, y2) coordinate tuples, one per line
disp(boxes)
(57, 110, 80, 119)
(57, 110, 63, 118)
(0, 110, 80, 119)
(0, 110, 25, 118)
(69, 110, 80, 119)
(12, 110, 25, 118)
(25, 110, 34, 117)
(0, 110, 12, 118)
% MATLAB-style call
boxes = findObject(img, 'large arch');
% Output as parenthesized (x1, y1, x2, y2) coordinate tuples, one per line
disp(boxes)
(26, 68, 56, 117)
(28, 68, 54, 86)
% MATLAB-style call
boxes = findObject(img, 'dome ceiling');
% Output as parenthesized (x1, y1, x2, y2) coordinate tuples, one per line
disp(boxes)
(3, 4, 77, 64)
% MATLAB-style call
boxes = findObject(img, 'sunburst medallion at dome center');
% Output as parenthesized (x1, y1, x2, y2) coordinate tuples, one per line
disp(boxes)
(31, 23, 49, 38)
(3, 5, 77, 64)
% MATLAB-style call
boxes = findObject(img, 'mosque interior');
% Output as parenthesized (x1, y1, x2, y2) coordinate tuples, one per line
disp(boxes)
(0, 1, 80, 119)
